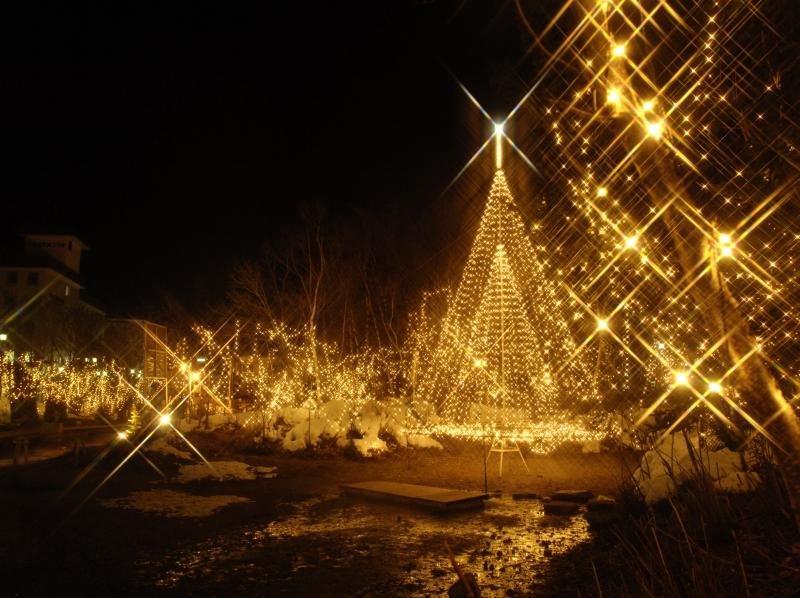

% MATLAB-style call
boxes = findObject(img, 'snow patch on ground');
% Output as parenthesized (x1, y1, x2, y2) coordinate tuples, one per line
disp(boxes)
(101, 489, 252, 518)
(407, 434, 443, 450)
(256, 398, 441, 456)
(176, 461, 277, 483)
(633, 432, 759, 504)
(146, 438, 193, 461)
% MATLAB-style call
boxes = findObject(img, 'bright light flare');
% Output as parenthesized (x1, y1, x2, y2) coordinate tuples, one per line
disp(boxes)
(117, 431, 128, 440)
(159, 413, 172, 427)
(646, 119, 664, 139)
(596, 318, 609, 331)
(708, 381, 723, 394)
(612, 43, 626, 58)
(624, 234, 639, 249)
(607, 87, 621, 106)
(674, 371, 690, 386)
(718, 232, 734, 257)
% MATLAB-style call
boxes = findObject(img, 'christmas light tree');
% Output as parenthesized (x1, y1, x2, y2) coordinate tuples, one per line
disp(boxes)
(417, 153, 608, 452)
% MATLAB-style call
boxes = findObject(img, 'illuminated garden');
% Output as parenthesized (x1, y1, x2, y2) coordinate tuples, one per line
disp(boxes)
(2, 1, 800, 596)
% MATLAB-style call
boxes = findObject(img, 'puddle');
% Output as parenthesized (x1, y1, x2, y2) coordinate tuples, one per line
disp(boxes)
(138, 494, 592, 595)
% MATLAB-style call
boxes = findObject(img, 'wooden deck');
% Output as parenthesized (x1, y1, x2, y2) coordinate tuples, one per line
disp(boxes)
(341, 481, 489, 511)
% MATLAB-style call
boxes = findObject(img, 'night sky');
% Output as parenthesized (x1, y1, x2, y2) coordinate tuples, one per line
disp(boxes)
(8, 2, 540, 315)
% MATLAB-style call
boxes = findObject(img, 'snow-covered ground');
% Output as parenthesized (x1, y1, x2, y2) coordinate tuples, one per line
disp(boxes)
(632, 431, 760, 503)
(177, 398, 444, 457)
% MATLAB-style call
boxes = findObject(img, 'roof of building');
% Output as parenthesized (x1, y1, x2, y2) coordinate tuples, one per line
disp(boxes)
(0, 253, 84, 286)
(23, 232, 90, 250)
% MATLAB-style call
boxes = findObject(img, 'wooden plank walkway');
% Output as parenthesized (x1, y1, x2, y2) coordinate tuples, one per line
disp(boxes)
(341, 481, 489, 511)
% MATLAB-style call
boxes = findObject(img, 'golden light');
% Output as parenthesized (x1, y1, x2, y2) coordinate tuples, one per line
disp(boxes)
(596, 318, 609, 331)
(0, 333, 7, 341)
(606, 87, 621, 106)
(596, 186, 608, 198)
(117, 431, 128, 440)
(179, 362, 189, 373)
(473, 357, 487, 369)
(674, 371, 690, 386)
(189, 370, 201, 382)
(494, 122, 504, 169)
(708, 381, 723, 394)
(718, 232, 734, 257)
(641, 99, 656, 112)
(646, 119, 664, 139)
(624, 234, 639, 249)
(612, 42, 626, 58)
(159, 413, 172, 427)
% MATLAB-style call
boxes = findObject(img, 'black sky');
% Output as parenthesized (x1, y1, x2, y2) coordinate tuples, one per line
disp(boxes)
(8, 1, 535, 315)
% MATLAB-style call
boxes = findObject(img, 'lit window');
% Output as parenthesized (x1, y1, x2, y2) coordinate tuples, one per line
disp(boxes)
(65, 285, 70, 297)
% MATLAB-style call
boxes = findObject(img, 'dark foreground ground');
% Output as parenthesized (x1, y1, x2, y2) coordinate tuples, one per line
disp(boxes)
(0, 433, 637, 596)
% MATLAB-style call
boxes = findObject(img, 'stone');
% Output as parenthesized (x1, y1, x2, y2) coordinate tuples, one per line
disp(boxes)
(587, 495, 617, 512)
(585, 509, 620, 527)
(543, 500, 579, 515)
(511, 492, 539, 500)
(552, 489, 594, 503)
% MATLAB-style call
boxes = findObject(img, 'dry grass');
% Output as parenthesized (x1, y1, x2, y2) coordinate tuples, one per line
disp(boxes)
(546, 435, 800, 597)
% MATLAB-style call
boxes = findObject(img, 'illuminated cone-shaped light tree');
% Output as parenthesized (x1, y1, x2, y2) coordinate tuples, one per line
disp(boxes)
(420, 167, 604, 452)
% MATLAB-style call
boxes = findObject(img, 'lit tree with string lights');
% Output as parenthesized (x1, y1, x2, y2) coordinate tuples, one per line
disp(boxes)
(417, 130, 609, 455)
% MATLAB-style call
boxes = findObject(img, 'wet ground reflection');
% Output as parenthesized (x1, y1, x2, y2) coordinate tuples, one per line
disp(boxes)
(139, 494, 592, 595)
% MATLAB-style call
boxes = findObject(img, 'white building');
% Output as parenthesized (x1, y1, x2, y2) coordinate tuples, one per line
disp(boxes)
(0, 234, 98, 312)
